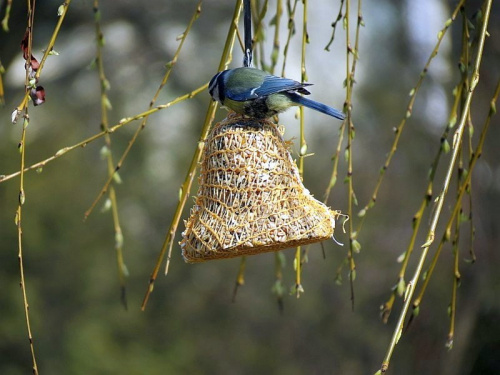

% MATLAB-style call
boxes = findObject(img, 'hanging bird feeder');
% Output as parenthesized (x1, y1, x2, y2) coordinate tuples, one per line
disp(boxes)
(181, 113, 341, 263)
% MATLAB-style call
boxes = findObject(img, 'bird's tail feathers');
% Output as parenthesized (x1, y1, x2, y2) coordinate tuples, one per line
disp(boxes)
(289, 93, 345, 120)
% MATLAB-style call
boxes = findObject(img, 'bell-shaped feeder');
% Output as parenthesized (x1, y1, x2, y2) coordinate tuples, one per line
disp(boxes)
(181, 113, 341, 263)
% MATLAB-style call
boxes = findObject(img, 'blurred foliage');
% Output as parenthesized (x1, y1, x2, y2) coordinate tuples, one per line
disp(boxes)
(1, 0, 500, 374)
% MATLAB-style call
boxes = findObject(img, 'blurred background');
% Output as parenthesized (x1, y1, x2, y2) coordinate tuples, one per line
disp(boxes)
(1, 0, 500, 374)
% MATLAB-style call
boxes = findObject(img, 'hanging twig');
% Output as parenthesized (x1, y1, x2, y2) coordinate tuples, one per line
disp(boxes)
(16, 1, 39, 373)
(91, 0, 129, 310)
(357, 0, 466, 233)
(141, 0, 244, 311)
(84, 1, 202, 221)
(379, 1, 493, 372)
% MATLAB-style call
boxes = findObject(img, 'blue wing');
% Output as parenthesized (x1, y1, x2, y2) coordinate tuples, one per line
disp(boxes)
(252, 75, 311, 98)
(225, 68, 311, 101)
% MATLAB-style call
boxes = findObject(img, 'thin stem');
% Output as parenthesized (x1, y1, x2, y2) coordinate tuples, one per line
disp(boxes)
(380, 1, 492, 371)
(92, 0, 128, 309)
(1, 85, 208, 184)
(324, 0, 345, 51)
(381, 6, 471, 322)
(293, 0, 309, 298)
(447, 188, 461, 350)
(35, 0, 72, 79)
(248, 0, 267, 69)
(347, 0, 363, 311)
(17, 1, 39, 372)
(0, 60, 5, 104)
(358, 0, 466, 232)
(84, 1, 202, 220)
(141, 0, 244, 311)
(408, 80, 499, 332)
(269, 0, 282, 75)
(14, 0, 72, 111)
(231, 256, 246, 302)
(1, 0, 13, 31)
(381, 82, 464, 323)
(280, 0, 299, 77)
(273, 252, 285, 312)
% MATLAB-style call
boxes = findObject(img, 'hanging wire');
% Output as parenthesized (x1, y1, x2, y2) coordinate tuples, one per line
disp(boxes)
(243, 0, 253, 67)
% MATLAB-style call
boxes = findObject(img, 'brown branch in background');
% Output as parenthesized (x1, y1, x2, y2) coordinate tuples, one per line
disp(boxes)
(12, 0, 72, 117)
(16, 1, 39, 373)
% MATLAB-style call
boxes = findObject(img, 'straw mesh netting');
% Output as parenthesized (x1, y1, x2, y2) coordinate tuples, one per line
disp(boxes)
(181, 113, 340, 263)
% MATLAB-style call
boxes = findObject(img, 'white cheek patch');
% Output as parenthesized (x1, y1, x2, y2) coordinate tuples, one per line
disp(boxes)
(212, 86, 220, 102)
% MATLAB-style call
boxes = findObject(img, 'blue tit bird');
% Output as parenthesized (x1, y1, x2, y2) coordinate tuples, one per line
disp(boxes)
(208, 67, 345, 120)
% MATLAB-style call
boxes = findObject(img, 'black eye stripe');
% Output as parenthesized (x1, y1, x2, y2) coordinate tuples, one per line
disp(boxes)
(218, 73, 226, 102)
